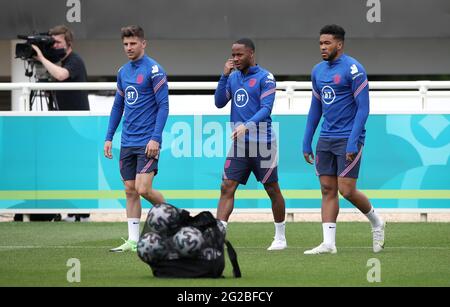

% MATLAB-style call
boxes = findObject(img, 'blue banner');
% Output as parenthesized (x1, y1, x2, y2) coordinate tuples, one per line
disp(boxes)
(0, 114, 449, 210)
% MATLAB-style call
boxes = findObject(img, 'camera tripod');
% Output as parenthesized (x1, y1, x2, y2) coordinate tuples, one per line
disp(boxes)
(29, 87, 59, 111)
(25, 61, 59, 111)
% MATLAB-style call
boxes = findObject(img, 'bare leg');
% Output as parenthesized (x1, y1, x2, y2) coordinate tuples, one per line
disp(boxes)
(319, 175, 339, 223)
(123, 180, 141, 219)
(263, 182, 285, 223)
(337, 177, 371, 214)
(264, 182, 287, 249)
(338, 177, 385, 252)
(216, 179, 239, 221)
(303, 175, 339, 253)
(108, 180, 143, 250)
(135, 172, 165, 205)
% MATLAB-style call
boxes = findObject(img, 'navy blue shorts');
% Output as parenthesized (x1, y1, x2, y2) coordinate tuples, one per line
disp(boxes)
(222, 140, 278, 185)
(315, 138, 363, 178)
(119, 146, 159, 181)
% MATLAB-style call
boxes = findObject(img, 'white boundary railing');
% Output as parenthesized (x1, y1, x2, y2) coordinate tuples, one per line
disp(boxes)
(1, 80, 450, 112)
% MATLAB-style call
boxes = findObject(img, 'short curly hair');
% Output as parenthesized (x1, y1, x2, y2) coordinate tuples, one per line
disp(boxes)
(320, 24, 345, 41)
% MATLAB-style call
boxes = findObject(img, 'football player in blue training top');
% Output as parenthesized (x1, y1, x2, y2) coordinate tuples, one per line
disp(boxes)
(104, 25, 169, 252)
(302, 24, 385, 255)
(215, 38, 287, 251)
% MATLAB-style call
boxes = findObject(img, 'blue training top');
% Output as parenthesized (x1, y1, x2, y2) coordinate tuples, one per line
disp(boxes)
(303, 54, 370, 154)
(215, 65, 277, 143)
(105, 54, 169, 147)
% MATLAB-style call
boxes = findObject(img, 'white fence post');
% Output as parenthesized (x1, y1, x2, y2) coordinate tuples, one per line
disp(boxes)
(21, 86, 30, 111)
(418, 81, 430, 111)
(286, 84, 295, 109)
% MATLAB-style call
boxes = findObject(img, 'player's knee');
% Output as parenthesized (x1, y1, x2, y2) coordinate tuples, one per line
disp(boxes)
(263, 183, 279, 197)
(220, 181, 235, 197)
(124, 185, 138, 198)
(321, 184, 337, 197)
(338, 187, 355, 200)
(125, 190, 139, 199)
(136, 185, 152, 197)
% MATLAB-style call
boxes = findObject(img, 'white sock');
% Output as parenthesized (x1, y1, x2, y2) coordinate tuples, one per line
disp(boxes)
(274, 221, 286, 241)
(127, 218, 140, 242)
(220, 220, 228, 229)
(365, 207, 383, 228)
(322, 223, 336, 247)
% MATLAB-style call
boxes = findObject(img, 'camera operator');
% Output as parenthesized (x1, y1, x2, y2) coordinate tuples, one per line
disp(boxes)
(32, 25, 90, 111)
(33, 25, 90, 222)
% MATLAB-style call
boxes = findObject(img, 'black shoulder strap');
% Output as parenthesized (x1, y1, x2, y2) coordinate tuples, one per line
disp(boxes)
(225, 240, 241, 278)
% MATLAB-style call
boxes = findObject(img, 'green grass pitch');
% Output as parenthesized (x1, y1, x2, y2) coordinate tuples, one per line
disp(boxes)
(0, 222, 449, 286)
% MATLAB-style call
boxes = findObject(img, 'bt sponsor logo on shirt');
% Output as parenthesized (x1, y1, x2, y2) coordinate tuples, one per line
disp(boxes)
(321, 86, 336, 105)
(125, 86, 139, 105)
(234, 88, 249, 108)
